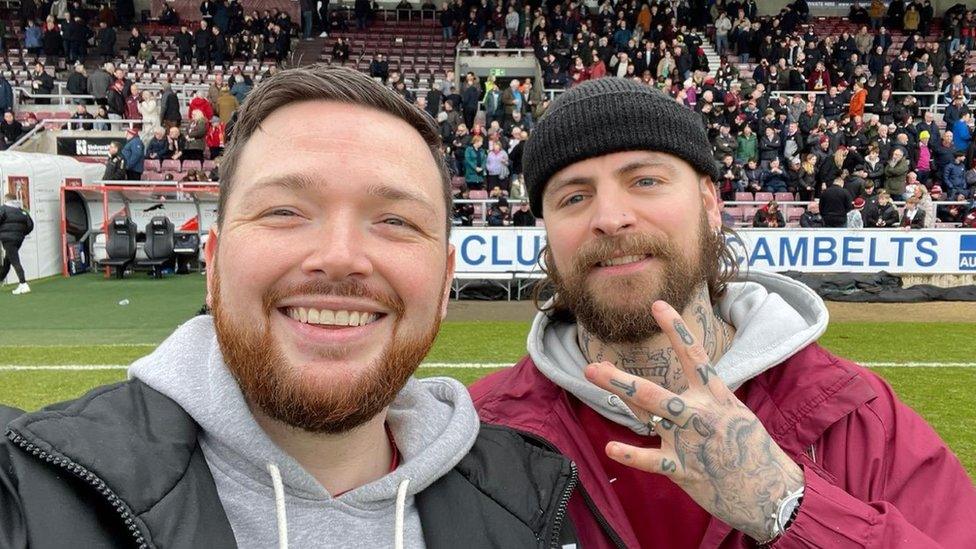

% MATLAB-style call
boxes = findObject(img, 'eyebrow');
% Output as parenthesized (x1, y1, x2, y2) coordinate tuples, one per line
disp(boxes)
(547, 159, 676, 196)
(243, 174, 437, 215)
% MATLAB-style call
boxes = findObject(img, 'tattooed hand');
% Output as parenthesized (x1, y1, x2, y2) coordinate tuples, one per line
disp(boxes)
(584, 300, 804, 542)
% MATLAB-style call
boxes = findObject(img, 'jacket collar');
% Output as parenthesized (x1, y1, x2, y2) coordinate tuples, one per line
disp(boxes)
(7, 379, 236, 548)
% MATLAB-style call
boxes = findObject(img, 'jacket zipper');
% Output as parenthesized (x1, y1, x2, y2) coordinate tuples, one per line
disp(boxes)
(516, 430, 627, 549)
(6, 429, 149, 549)
(549, 461, 578, 548)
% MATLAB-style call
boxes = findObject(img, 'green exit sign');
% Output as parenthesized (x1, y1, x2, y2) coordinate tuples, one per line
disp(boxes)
(489, 68, 506, 77)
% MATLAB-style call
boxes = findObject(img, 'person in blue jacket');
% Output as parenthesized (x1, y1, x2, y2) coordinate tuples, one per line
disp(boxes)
(121, 127, 145, 180)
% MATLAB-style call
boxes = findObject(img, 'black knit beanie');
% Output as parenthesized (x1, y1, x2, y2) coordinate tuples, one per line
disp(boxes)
(523, 78, 720, 218)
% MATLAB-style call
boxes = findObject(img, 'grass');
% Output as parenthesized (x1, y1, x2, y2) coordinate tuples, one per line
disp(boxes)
(0, 273, 973, 477)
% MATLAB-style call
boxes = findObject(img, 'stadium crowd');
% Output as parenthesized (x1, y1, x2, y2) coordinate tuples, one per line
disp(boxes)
(2, 0, 976, 228)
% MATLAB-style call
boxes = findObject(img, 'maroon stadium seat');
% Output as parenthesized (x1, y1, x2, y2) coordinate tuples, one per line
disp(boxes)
(774, 192, 795, 202)
(754, 192, 774, 203)
(734, 192, 753, 202)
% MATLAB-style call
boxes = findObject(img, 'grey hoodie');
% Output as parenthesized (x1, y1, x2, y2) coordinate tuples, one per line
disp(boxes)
(528, 270, 829, 436)
(130, 315, 480, 549)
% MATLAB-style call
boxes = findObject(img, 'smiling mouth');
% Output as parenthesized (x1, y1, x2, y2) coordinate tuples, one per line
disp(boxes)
(281, 307, 385, 328)
(597, 254, 652, 268)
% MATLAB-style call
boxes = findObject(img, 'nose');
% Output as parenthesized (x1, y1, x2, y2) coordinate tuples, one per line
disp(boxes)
(300, 217, 374, 281)
(589, 186, 635, 237)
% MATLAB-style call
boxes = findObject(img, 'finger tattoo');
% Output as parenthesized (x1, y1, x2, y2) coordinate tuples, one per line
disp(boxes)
(662, 458, 677, 473)
(674, 320, 694, 345)
(609, 378, 637, 398)
(665, 397, 686, 416)
(696, 363, 719, 385)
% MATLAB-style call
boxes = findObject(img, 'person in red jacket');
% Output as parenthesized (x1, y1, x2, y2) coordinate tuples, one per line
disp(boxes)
(470, 78, 976, 549)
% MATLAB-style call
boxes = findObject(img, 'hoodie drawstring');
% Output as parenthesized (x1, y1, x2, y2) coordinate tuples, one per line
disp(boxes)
(267, 463, 289, 549)
(394, 478, 410, 549)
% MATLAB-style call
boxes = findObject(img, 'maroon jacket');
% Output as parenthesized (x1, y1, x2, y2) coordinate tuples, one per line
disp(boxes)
(471, 343, 976, 548)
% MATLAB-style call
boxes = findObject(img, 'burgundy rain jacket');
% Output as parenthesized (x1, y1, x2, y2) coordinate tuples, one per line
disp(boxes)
(471, 272, 976, 548)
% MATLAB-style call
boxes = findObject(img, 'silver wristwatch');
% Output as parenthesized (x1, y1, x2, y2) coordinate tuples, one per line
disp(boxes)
(758, 484, 805, 546)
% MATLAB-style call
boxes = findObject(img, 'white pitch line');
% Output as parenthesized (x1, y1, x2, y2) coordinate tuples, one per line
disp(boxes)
(0, 362, 975, 371)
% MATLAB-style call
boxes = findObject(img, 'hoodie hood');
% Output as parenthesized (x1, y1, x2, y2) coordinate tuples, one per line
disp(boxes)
(527, 270, 828, 435)
(130, 315, 479, 547)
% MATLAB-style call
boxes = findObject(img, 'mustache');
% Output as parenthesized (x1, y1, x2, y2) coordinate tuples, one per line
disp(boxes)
(570, 233, 677, 275)
(262, 279, 405, 319)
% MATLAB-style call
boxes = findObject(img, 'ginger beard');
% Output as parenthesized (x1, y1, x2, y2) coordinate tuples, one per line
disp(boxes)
(548, 211, 722, 344)
(210, 271, 442, 434)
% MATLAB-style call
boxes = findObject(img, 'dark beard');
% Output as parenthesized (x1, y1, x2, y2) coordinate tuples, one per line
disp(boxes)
(211, 273, 441, 434)
(549, 212, 720, 344)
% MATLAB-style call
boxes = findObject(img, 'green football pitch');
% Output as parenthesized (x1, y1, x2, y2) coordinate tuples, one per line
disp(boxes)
(0, 273, 973, 478)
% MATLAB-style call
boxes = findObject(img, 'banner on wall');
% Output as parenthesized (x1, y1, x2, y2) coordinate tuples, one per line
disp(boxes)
(449, 228, 976, 275)
(56, 136, 115, 157)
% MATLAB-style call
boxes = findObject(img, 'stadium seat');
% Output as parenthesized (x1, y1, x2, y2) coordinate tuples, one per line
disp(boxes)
(734, 192, 753, 202)
(141, 171, 162, 181)
(138, 216, 175, 278)
(787, 207, 805, 222)
(181, 160, 202, 172)
(723, 206, 743, 223)
(754, 192, 774, 203)
(201, 160, 217, 172)
(161, 159, 181, 172)
(742, 207, 758, 222)
(144, 159, 161, 172)
(774, 192, 795, 202)
(100, 216, 138, 279)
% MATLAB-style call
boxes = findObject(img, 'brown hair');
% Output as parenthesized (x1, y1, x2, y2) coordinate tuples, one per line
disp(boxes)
(218, 64, 452, 236)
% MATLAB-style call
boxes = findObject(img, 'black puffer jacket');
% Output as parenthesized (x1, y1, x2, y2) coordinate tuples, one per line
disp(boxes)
(0, 205, 33, 244)
(0, 380, 579, 548)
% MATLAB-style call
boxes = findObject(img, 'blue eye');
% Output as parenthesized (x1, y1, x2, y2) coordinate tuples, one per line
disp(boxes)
(383, 218, 406, 226)
(635, 178, 658, 187)
(562, 194, 586, 207)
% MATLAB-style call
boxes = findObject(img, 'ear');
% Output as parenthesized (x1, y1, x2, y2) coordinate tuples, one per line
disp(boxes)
(204, 226, 219, 309)
(440, 244, 457, 320)
(699, 177, 722, 232)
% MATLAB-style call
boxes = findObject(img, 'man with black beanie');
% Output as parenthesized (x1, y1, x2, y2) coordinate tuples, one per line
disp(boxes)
(0, 193, 33, 294)
(471, 77, 975, 548)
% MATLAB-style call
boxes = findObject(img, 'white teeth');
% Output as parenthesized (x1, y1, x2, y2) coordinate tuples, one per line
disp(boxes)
(286, 307, 379, 327)
(320, 309, 335, 324)
(600, 255, 648, 267)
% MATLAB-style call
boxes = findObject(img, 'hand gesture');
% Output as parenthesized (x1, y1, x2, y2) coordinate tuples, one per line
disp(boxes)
(585, 301, 804, 542)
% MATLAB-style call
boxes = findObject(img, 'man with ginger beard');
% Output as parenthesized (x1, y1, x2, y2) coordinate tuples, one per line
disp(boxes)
(470, 78, 976, 548)
(0, 66, 580, 547)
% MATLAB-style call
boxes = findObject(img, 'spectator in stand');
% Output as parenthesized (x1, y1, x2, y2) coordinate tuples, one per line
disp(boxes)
(884, 148, 910, 199)
(799, 200, 824, 227)
(464, 135, 487, 190)
(66, 64, 87, 104)
(23, 20, 42, 54)
(29, 63, 54, 104)
(125, 84, 141, 121)
(0, 112, 23, 149)
(121, 128, 145, 181)
(160, 83, 181, 129)
(369, 54, 389, 83)
(138, 90, 160, 141)
(742, 158, 763, 193)
(735, 124, 757, 164)
(952, 112, 973, 153)
(761, 158, 788, 193)
(752, 199, 785, 228)
(900, 196, 925, 228)
(485, 140, 510, 192)
(0, 76, 13, 116)
(230, 71, 253, 103)
(69, 104, 93, 130)
(146, 127, 169, 162)
(87, 63, 112, 107)
(102, 141, 127, 180)
(184, 110, 209, 161)
(188, 91, 214, 122)
(866, 190, 901, 227)
(944, 150, 969, 199)
(127, 27, 146, 58)
(486, 195, 510, 226)
(915, 130, 933, 185)
(206, 116, 226, 159)
(175, 25, 194, 67)
(42, 19, 62, 59)
(847, 197, 866, 228)
(166, 126, 186, 160)
(95, 21, 115, 63)
(105, 79, 126, 121)
(820, 176, 853, 227)
(195, 20, 212, 66)
(216, 86, 238, 123)
(512, 201, 535, 226)
(452, 189, 473, 226)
